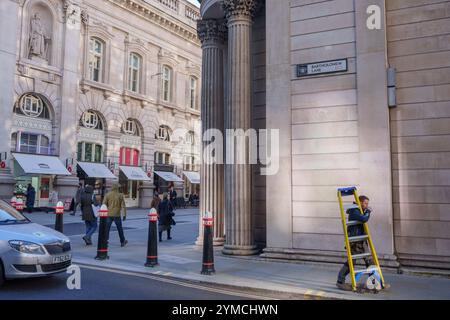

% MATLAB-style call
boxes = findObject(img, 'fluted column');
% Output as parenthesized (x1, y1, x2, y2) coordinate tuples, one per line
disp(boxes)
(222, 0, 261, 255)
(196, 19, 226, 246)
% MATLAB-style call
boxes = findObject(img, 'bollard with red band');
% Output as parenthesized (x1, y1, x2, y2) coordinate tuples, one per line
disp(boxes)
(15, 198, 24, 213)
(54, 201, 64, 233)
(145, 208, 159, 267)
(11, 196, 17, 209)
(95, 204, 109, 260)
(201, 211, 215, 275)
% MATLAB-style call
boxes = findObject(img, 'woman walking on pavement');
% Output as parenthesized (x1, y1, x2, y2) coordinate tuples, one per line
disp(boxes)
(80, 185, 98, 245)
(158, 193, 174, 242)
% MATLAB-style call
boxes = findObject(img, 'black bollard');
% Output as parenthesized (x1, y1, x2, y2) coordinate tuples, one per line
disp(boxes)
(95, 205, 109, 260)
(145, 208, 159, 267)
(201, 211, 215, 275)
(55, 201, 64, 233)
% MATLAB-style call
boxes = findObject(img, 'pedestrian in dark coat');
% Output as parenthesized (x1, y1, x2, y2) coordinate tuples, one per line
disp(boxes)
(158, 193, 174, 242)
(151, 193, 161, 213)
(80, 185, 98, 245)
(25, 184, 36, 213)
(71, 183, 83, 216)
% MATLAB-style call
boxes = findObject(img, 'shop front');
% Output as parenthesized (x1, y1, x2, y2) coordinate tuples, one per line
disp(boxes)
(77, 161, 117, 201)
(153, 167, 184, 195)
(119, 166, 151, 207)
(12, 153, 71, 208)
(182, 171, 200, 201)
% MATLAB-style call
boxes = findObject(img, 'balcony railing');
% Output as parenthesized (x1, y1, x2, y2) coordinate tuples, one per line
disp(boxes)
(156, 0, 179, 11)
(185, 5, 200, 21)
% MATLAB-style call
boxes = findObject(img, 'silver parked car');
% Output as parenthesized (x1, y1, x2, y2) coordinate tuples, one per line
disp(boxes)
(0, 200, 71, 287)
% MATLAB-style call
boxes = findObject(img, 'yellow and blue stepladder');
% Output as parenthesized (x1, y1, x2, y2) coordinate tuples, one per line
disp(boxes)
(337, 187, 386, 292)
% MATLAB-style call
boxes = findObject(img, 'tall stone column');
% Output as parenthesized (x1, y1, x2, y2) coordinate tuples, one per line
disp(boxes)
(196, 19, 226, 246)
(0, 0, 20, 200)
(222, 0, 260, 255)
(56, 2, 85, 200)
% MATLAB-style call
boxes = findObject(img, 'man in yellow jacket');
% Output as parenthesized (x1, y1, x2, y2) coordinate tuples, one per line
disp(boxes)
(103, 184, 128, 247)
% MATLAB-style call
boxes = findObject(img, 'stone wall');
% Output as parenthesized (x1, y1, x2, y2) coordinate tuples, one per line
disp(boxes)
(387, 0, 450, 269)
(289, 0, 359, 252)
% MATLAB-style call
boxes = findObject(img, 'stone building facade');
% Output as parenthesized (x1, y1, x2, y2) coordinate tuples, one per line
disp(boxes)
(198, 0, 450, 271)
(0, 0, 202, 208)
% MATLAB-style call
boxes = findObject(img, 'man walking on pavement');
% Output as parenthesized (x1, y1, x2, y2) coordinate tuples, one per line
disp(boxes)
(71, 183, 83, 216)
(103, 183, 128, 247)
(336, 195, 390, 290)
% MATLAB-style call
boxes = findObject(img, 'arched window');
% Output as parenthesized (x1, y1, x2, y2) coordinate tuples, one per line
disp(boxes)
(162, 65, 173, 102)
(80, 111, 103, 130)
(189, 76, 198, 110)
(14, 94, 51, 119)
(88, 37, 104, 82)
(128, 53, 141, 93)
(156, 125, 171, 141)
(122, 119, 140, 136)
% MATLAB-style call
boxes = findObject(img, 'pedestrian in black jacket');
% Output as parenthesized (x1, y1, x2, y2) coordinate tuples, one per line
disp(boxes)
(158, 193, 174, 242)
(80, 185, 99, 245)
(337, 195, 373, 289)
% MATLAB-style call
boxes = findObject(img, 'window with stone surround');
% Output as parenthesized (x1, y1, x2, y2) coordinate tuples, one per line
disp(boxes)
(162, 65, 173, 102)
(122, 119, 140, 136)
(157, 125, 171, 141)
(80, 111, 103, 130)
(128, 53, 142, 93)
(77, 142, 103, 163)
(11, 132, 50, 155)
(189, 76, 198, 110)
(14, 94, 51, 119)
(154, 151, 171, 165)
(88, 37, 104, 83)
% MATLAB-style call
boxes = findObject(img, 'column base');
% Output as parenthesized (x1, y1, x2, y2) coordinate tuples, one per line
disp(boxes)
(222, 244, 260, 256)
(196, 236, 225, 247)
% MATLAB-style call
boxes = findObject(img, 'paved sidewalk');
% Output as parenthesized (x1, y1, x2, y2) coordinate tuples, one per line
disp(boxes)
(24, 208, 450, 300)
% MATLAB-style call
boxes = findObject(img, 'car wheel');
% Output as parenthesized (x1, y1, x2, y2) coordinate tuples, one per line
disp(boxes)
(0, 260, 5, 287)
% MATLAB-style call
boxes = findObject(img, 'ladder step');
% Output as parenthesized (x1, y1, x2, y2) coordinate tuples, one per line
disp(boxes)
(354, 267, 379, 275)
(348, 235, 369, 242)
(347, 220, 364, 227)
(352, 252, 372, 260)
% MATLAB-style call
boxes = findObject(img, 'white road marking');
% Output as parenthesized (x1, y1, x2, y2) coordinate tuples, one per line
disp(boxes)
(76, 263, 277, 300)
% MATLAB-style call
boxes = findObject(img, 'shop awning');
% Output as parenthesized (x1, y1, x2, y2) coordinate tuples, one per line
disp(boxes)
(12, 153, 71, 176)
(154, 171, 184, 182)
(119, 166, 151, 181)
(77, 162, 117, 179)
(183, 171, 200, 184)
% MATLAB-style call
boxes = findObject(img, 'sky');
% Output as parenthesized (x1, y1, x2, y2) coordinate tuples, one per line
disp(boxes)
(186, 0, 200, 7)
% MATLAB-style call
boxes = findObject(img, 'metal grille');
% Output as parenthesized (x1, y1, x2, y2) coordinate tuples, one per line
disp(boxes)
(41, 260, 71, 273)
(44, 241, 71, 255)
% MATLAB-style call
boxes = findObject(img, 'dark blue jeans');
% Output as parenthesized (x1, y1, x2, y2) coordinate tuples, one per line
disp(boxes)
(85, 219, 98, 240)
(106, 217, 126, 244)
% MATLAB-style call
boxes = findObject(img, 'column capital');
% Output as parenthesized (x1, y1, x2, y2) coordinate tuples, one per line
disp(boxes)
(197, 19, 227, 45)
(222, 0, 262, 20)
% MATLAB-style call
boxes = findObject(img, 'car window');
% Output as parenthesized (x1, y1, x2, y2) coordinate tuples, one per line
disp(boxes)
(0, 201, 28, 224)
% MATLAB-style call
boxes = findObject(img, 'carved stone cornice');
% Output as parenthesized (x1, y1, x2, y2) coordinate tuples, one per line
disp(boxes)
(197, 19, 227, 45)
(110, 0, 200, 45)
(222, 0, 262, 20)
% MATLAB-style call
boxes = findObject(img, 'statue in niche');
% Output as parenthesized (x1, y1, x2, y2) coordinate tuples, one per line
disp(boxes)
(28, 13, 50, 61)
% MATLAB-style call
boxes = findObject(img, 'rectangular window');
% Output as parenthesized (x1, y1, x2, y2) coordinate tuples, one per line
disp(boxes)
(89, 38, 103, 82)
(94, 144, 102, 162)
(190, 77, 197, 109)
(162, 66, 172, 102)
(84, 143, 93, 162)
(128, 53, 141, 93)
